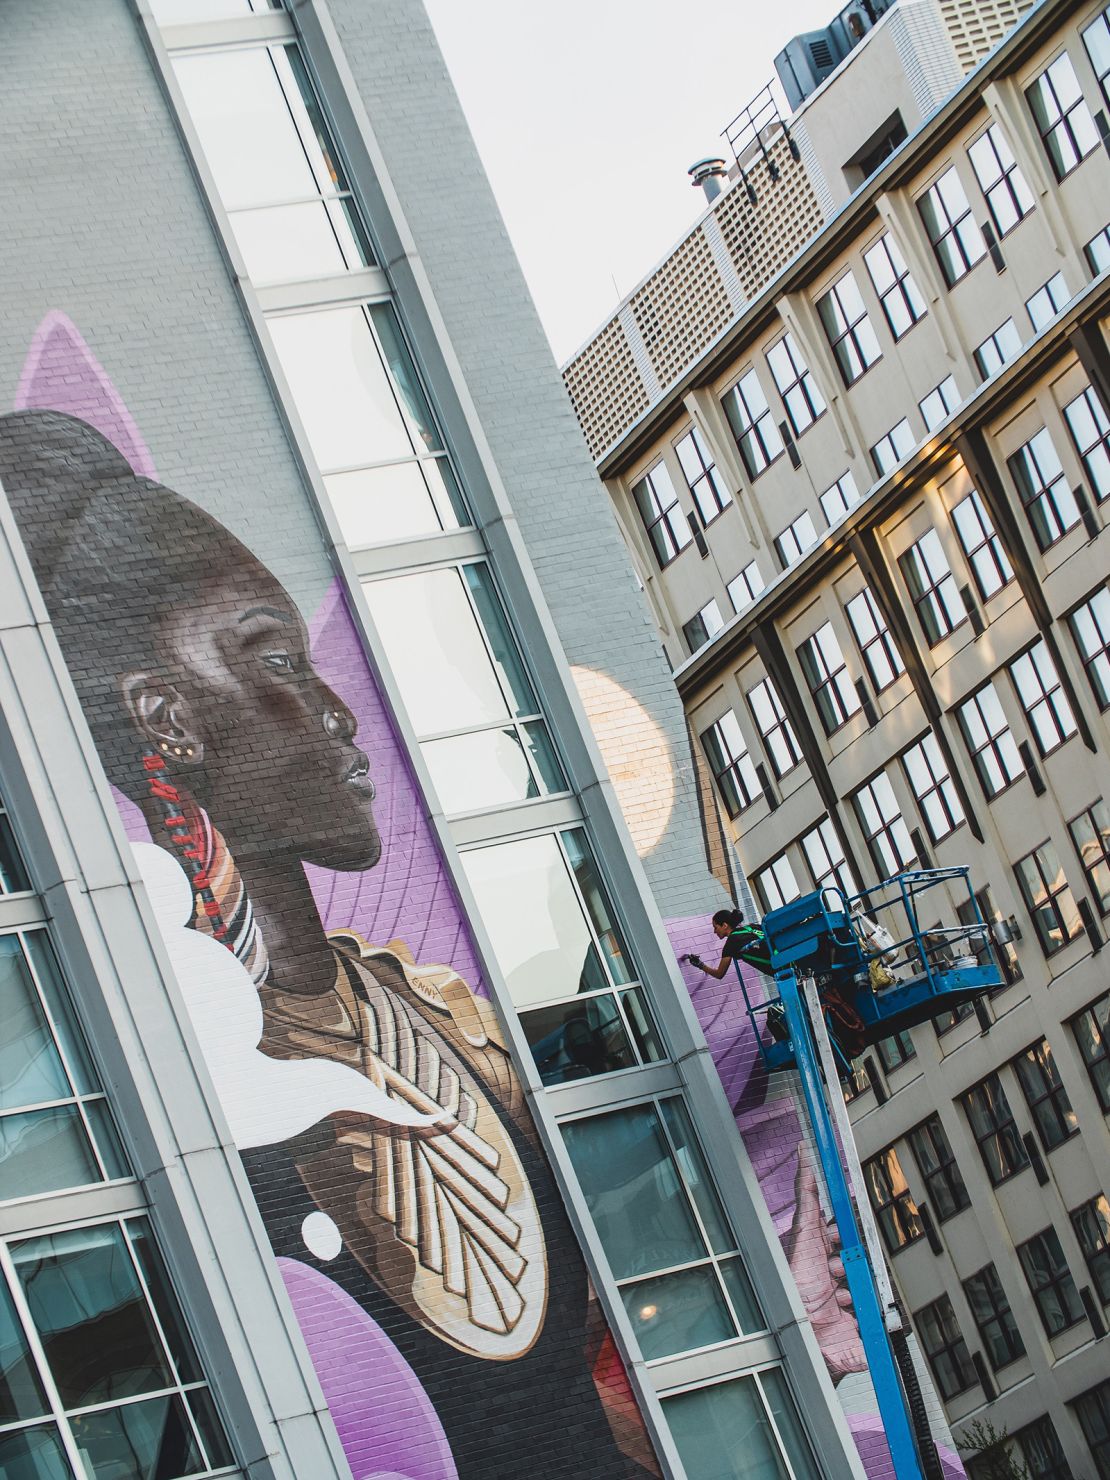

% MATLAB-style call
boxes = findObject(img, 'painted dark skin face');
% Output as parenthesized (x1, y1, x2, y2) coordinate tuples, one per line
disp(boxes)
(151, 556, 381, 874)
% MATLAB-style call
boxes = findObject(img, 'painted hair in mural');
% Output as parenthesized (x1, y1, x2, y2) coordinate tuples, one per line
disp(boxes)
(0, 319, 658, 1480)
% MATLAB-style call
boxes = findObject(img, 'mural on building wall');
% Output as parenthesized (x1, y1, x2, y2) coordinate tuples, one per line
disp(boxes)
(0, 314, 659, 1480)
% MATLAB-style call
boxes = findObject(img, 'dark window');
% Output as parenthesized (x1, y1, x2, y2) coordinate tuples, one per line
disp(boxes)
(1071, 990, 1110, 1113)
(920, 376, 960, 432)
(1070, 800, 1110, 913)
(1015, 842, 1082, 956)
(1013, 1040, 1078, 1150)
(951, 490, 1013, 601)
(1071, 1193, 1110, 1304)
(798, 622, 861, 734)
(1014, 1416, 1072, 1480)
(1072, 1378, 1110, 1480)
(963, 1264, 1026, 1369)
(863, 234, 926, 339)
(820, 471, 860, 526)
(727, 560, 765, 613)
(967, 123, 1035, 236)
(1010, 641, 1077, 756)
(747, 678, 803, 779)
(900, 530, 964, 644)
(864, 1147, 923, 1253)
(767, 332, 826, 436)
(961, 1074, 1028, 1184)
(853, 773, 917, 878)
(817, 272, 882, 385)
(871, 418, 916, 476)
(907, 1115, 969, 1221)
(846, 587, 903, 692)
(1087, 8, 1110, 106)
(903, 733, 964, 843)
(959, 885, 1021, 986)
(914, 1294, 977, 1400)
(775, 511, 819, 569)
(876, 1029, 916, 1074)
(958, 683, 1024, 797)
(633, 462, 692, 567)
(918, 167, 986, 286)
(799, 816, 857, 896)
(1070, 589, 1110, 709)
(855, 116, 908, 178)
(754, 853, 801, 914)
(676, 426, 729, 525)
(1064, 386, 1110, 503)
(974, 318, 1022, 380)
(1087, 224, 1110, 276)
(1017, 1227, 1085, 1336)
(723, 369, 785, 478)
(682, 599, 725, 654)
(1026, 53, 1099, 181)
(702, 711, 761, 818)
(0, 792, 31, 896)
(1026, 273, 1070, 332)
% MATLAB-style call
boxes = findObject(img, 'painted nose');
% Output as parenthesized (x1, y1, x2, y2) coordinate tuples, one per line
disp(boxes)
(322, 705, 355, 740)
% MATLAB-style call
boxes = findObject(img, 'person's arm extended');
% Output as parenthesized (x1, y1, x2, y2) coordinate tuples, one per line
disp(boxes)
(686, 951, 731, 980)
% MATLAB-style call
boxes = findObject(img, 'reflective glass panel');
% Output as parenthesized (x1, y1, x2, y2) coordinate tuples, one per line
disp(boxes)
(0, 935, 71, 1112)
(0, 1104, 101, 1202)
(24, 933, 96, 1097)
(0, 1277, 48, 1425)
(621, 1266, 735, 1360)
(325, 464, 448, 549)
(0, 811, 30, 894)
(760, 1368, 821, 1480)
(229, 200, 348, 284)
(70, 1393, 204, 1480)
(663, 1374, 791, 1480)
(519, 993, 636, 1085)
(127, 1222, 203, 1387)
(153, 0, 278, 19)
(421, 728, 538, 814)
(659, 1098, 733, 1255)
(0, 1426, 74, 1480)
(561, 829, 633, 986)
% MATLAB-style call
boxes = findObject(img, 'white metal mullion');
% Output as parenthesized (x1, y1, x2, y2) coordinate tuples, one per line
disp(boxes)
(418, 712, 543, 746)
(269, 42, 336, 203)
(554, 829, 621, 995)
(752, 1366, 804, 1480)
(0, 1239, 87, 1480)
(613, 1253, 721, 1289)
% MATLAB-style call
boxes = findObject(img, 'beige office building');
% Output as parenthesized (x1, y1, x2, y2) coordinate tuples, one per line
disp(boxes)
(565, 0, 1110, 1473)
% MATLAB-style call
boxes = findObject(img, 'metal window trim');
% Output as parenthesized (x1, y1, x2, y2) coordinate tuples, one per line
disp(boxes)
(158, 13, 296, 53)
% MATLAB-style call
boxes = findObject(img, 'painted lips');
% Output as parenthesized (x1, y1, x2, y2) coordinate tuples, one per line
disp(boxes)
(344, 750, 376, 796)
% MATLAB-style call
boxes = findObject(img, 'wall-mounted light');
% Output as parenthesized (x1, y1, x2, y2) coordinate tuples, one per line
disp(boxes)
(991, 916, 1022, 946)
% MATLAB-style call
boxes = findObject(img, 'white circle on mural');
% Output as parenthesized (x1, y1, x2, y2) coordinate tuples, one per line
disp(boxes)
(301, 1211, 343, 1262)
(570, 666, 675, 857)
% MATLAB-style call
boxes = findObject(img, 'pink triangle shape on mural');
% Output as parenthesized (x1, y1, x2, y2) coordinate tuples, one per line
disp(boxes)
(15, 310, 157, 481)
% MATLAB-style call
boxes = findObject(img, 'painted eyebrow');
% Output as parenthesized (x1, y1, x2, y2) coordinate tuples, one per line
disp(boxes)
(238, 605, 293, 625)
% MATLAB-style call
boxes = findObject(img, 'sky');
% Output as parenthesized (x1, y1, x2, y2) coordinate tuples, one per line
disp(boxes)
(424, 0, 836, 364)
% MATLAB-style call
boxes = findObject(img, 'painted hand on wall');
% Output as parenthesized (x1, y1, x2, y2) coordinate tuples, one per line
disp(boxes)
(785, 1150, 866, 1382)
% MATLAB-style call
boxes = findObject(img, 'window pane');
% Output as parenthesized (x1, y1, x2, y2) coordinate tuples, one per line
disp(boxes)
(561, 829, 634, 985)
(70, 1392, 205, 1480)
(621, 1265, 735, 1359)
(519, 992, 636, 1085)
(660, 1098, 734, 1256)
(0, 935, 72, 1111)
(229, 199, 350, 284)
(0, 811, 30, 894)
(0, 1277, 49, 1425)
(461, 834, 607, 1008)
(760, 1368, 821, 1480)
(663, 1375, 790, 1480)
(562, 1105, 707, 1278)
(324, 463, 448, 547)
(127, 1222, 203, 1387)
(422, 728, 540, 813)
(13, 1225, 175, 1408)
(0, 1104, 102, 1202)
(0, 1426, 74, 1480)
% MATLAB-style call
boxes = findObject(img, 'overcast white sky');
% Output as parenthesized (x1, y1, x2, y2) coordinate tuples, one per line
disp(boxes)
(424, 0, 836, 363)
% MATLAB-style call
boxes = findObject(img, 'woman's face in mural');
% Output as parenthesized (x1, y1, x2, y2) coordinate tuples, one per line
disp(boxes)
(132, 549, 381, 872)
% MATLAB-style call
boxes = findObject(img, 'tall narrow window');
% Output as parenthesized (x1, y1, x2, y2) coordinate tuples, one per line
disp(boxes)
(974, 318, 1022, 379)
(1086, 223, 1110, 275)
(1026, 273, 1070, 332)
(863, 1147, 923, 1253)
(846, 587, 903, 692)
(682, 600, 725, 654)
(676, 426, 729, 524)
(820, 471, 860, 526)
(1010, 641, 1076, 756)
(1014, 1416, 1071, 1480)
(747, 678, 803, 778)
(1015, 842, 1082, 956)
(1026, 53, 1099, 180)
(902, 733, 964, 843)
(918, 167, 986, 286)
(663, 1369, 820, 1480)
(1017, 1228, 1085, 1336)
(632, 462, 692, 568)
(817, 273, 882, 385)
(1071, 1193, 1110, 1303)
(853, 773, 917, 877)
(907, 1116, 969, 1221)
(871, 418, 916, 476)
(1072, 1379, 1110, 1479)
(797, 623, 861, 734)
(967, 124, 1035, 236)
(754, 854, 802, 914)
(1009, 428, 1081, 550)
(1071, 991, 1110, 1112)
(702, 711, 761, 817)
(1070, 588, 1110, 708)
(462, 828, 662, 1086)
(951, 490, 1012, 601)
(919, 376, 960, 433)
(876, 1030, 916, 1074)
(362, 562, 565, 815)
(1086, 7, 1110, 106)
(961, 1074, 1029, 1185)
(1064, 386, 1110, 503)
(774, 510, 819, 569)
(766, 333, 826, 435)
(864, 234, 926, 340)
(727, 561, 765, 613)
(800, 817, 857, 896)
(1069, 800, 1110, 913)
(1013, 1040, 1078, 1150)
(914, 1295, 977, 1400)
(958, 683, 1024, 797)
(900, 529, 964, 644)
(268, 303, 469, 545)
(722, 370, 784, 478)
(562, 1098, 764, 1361)
(0, 793, 30, 896)
(172, 42, 373, 284)
(962, 1264, 1025, 1370)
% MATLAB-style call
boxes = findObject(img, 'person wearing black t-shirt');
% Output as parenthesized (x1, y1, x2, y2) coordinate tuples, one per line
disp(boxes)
(686, 907, 772, 977)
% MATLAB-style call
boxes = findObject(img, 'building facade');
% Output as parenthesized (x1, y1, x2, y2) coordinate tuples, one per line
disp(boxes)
(0, 2, 931, 1479)
(565, 0, 1110, 1474)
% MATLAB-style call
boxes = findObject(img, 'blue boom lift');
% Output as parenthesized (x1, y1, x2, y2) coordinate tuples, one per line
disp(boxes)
(751, 867, 1003, 1478)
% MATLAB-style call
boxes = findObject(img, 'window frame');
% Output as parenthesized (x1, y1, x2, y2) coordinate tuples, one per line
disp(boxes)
(863, 1146, 924, 1254)
(722, 369, 785, 480)
(1017, 1226, 1086, 1337)
(914, 1293, 977, 1401)
(967, 122, 1035, 238)
(1070, 1192, 1110, 1305)
(1026, 52, 1099, 182)
(1068, 799, 1110, 915)
(774, 511, 819, 570)
(819, 472, 860, 527)
(1069, 587, 1110, 709)
(900, 529, 965, 646)
(1063, 385, 1110, 504)
(950, 489, 1013, 602)
(961, 1073, 1029, 1186)
(816, 272, 882, 386)
(917, 166, 986, 287)
(799, 816, 857, 896)
(962, 1263, 1026, 1371)
(870, 418, 916, 477)
(1026, 273, 1069, 332)
(1012, 1039, 1078, 1151)
(676, 425, 730, 526)
(1009, 640, 1077, 758)
(907, 1115, 969, 1223)
(727, 561, 765, 613)
(766, 332, 826, 437)
(957, 682, 1025, 798)
(1014, 840, 1083, 957)
(863, 234, 927, 340)
(701, 711, 761, 818)
(919, 376, 960, 433)
(796, 622, 862, 735)
(1070, 990, 1110, 1114)
(901, 732, 964, 844)
(632, 461, 693, 569)
(747, 678, 804, 779)
(846, 586, 904, 694)
(974, 318, 1023, 380)
(852, 772, 917, 878)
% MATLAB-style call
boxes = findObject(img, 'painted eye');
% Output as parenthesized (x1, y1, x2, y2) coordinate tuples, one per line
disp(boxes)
(261, 650, 296, 672)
